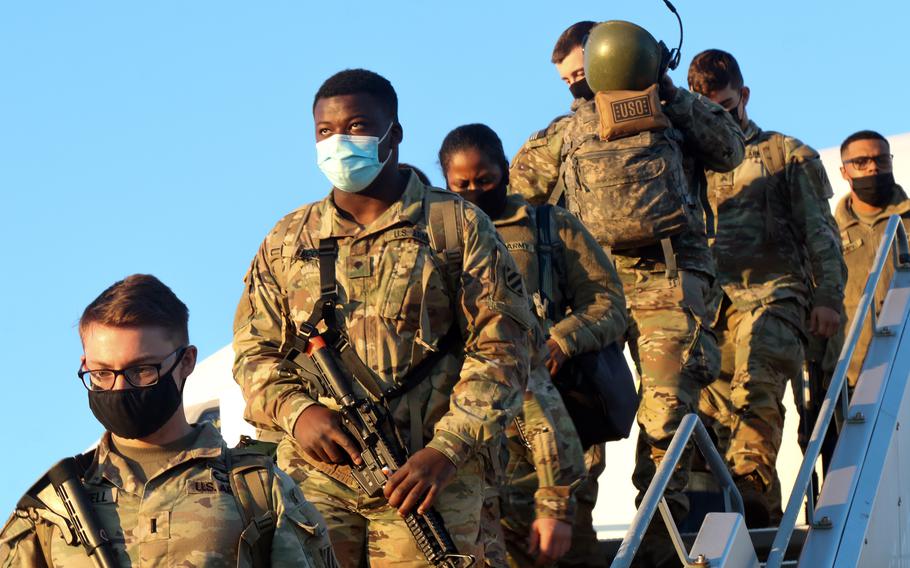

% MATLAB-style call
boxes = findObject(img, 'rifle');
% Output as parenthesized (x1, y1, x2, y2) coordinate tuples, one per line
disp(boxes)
(286, 330, 474, 568)
(17, 456, 119, 568)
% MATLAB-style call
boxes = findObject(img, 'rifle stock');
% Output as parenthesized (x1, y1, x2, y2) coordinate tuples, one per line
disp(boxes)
(47, 457, 119, 568)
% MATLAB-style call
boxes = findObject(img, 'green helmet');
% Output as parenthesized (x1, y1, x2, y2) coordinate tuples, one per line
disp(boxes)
(583, 20, 664, 92)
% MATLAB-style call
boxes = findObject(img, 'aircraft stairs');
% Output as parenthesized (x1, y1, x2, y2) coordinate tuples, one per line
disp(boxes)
(605, 215, 910, 567)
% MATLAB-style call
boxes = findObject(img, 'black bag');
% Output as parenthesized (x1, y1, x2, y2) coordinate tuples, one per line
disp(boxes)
(536, 204, 639, 448)
(553, 342, 638, 448)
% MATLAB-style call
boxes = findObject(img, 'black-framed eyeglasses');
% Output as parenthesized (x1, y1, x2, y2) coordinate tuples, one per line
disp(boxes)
(78, 346, 188, 391)
(843, 154, 894, 170)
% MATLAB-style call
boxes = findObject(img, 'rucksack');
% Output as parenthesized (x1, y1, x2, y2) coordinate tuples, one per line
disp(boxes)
(555, 97, 699, 250)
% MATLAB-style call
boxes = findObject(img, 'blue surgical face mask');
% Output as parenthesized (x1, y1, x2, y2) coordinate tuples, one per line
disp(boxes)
(316, 123, 394, 193)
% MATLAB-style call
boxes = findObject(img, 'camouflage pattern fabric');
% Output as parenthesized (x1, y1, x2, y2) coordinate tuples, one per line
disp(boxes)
(509, 110, 577, 206)
(832, 187, 910, 386)
(693, 122, 846, 496)
(707, 122, 846, 314)
(233, 173, 534, 566)
(490, 195, 624, 566)
(0, 423, 337, 567)
(554, 444, 605, 568)
(512, 88, 743, 518)
(698, 296, 806, 488)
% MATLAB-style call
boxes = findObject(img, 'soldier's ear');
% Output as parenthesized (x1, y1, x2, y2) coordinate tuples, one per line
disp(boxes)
(840, 165, 851, 184)
(179, 346, 198, 381)
(741, 86, 751, 109)
(391, 122, 403, 147)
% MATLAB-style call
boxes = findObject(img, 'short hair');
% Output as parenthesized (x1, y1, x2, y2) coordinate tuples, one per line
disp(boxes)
(399, 163, 432, 185)
(551, 21, 597, 64)
(313, 68, 398, 121)
(438, 123, 509, 184)
(840, 130, 890, 156)
(79, 274, 189, 344)
(688, 49, 744, 94)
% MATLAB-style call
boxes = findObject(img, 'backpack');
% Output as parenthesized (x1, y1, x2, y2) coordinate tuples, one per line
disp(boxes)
(555, 97, 699, 250)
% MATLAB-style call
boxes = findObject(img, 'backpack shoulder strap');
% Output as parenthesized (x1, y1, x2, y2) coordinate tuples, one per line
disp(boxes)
(227, 449, 276, 568)
(758, 133, 788, 176)
(535, 204, 559, 323)
(424, 189, 465, 294)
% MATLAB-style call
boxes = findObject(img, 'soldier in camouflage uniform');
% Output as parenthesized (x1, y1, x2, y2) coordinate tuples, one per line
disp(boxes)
(232, 70, 533, 567)
(439, 124, 627, 566)
(511, 23, 744, 566)
(833, 130, 910, 385)
(687, 50, 846, 526)
(1, 274, 337, 567)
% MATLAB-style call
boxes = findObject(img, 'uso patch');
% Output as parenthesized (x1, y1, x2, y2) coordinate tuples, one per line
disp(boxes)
(611, 94, 653, 123)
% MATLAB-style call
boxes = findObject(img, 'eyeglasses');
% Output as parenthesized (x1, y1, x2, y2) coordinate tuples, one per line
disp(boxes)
(843, 154, 893, 171)
(78, 346, 188, 391)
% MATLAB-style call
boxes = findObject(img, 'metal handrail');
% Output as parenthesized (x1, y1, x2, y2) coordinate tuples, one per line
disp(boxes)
(610, 413, 745, 568)
(766, 214, 910, 567)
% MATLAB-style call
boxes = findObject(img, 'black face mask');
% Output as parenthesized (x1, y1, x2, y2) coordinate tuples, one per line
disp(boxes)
(569, 79, 595, 101)
(727, 106, 741, 126)
(475, 181, 509, 220)
(88, 369, 185, 439)
(852, 172, 896, 207)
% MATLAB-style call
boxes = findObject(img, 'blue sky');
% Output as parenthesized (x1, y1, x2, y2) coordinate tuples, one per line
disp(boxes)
(2, 1, 908, 514)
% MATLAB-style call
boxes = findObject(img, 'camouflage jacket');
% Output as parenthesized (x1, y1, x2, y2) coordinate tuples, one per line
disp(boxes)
(511, 89, 744, 275)
(509, 107, 577, 206)
(834, 187, 910, 380)
(707, 121, 846, 314)
(494, 194, 625, 521)
(0, 423, 336, 568)
(232, 174, 533, 487)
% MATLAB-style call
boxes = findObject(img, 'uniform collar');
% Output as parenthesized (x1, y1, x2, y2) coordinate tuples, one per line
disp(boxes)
(742, 120, 762, 144)
(835, 184, 910, 229)
(493, 193, 532, 226)
(87, 422, 225, 494)
(317, 170, 429, 241)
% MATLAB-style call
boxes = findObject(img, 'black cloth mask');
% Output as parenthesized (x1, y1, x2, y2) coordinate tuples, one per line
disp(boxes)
(88, 368, 184, 439)
(476, 181, 509, 220)
(569, 79, 595, 101)
(852, 172, 896, 207)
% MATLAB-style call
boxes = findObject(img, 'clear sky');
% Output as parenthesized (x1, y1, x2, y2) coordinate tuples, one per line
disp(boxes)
(2, 1, 908, 514)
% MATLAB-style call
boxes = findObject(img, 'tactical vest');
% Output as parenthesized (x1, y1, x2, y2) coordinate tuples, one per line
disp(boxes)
(555, 97, 698, 250)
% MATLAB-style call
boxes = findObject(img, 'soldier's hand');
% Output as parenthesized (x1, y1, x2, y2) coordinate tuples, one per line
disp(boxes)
(545, 339, 568, 376)
(384, 447, 456, 516)
(658, 73, 678, 102)
(293, 405, 362, 466)
(529, 518, 572, 565)
(809, 306, 841, 338)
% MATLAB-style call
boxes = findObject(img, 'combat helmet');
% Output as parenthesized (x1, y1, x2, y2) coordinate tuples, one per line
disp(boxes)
(583, 21, 666, 92)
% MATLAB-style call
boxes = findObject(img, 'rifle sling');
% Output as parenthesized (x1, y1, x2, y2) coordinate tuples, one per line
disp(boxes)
(308, 237, 455, 404)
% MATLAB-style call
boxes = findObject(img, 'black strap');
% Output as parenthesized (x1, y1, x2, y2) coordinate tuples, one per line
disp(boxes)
(536, 204, 559, 323)
(300, 239, 340, 340)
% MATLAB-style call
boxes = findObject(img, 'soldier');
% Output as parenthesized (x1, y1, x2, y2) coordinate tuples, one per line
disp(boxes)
(687, 49, 846, 526)
(509, 21, 595, 206)
(513, 20, 744, 568)
(0, 274, 337, 567)
(834, 130, 910, 385)
(232, 69, 534, 567)
(438, 123, 627, 567)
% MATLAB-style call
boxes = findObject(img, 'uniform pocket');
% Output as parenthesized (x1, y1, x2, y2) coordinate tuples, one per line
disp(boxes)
(283, 502, 339, 568)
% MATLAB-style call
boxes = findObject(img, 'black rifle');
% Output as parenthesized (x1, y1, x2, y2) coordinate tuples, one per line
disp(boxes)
(286, 331, 474, 568)
(16, 456, 119, 568)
